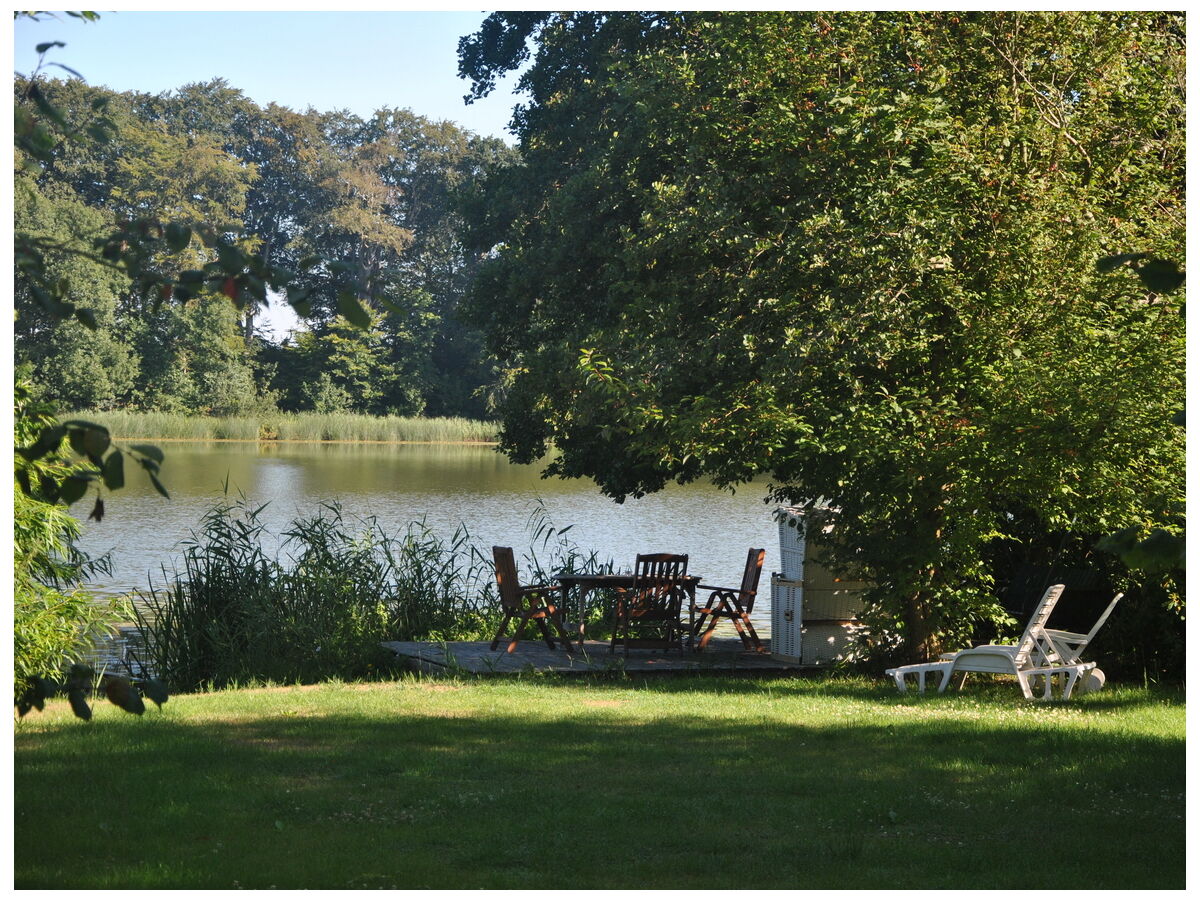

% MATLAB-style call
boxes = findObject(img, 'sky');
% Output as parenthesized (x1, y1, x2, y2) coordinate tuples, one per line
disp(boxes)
(13, 10, 523, 141)
(12, 9, 528, 339)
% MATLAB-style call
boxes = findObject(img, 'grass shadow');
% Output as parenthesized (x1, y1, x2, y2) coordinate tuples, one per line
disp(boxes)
(15, 681, 1184, 890)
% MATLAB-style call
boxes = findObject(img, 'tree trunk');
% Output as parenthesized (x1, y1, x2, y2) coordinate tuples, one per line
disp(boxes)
(902, 590, 942, 663)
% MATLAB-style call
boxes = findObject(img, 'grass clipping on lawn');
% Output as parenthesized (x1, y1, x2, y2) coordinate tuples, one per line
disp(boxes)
(14, 675, 1185, 890)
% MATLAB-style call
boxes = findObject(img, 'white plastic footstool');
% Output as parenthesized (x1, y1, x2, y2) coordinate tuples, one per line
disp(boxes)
(884, 660, 956, 694)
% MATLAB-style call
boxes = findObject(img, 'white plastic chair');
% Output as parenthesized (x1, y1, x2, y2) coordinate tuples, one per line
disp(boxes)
(888, 584, 1094, 699)
(943, 584, 1097, 699)
(1038, 592, 1123, 692)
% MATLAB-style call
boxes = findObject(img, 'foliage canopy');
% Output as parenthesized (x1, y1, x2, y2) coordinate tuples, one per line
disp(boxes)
(460, 11, 1185, 657)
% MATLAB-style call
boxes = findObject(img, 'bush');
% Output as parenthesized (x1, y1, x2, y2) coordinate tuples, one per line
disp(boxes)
(13, 382, 127, 702)
(134, 498, 499, 691)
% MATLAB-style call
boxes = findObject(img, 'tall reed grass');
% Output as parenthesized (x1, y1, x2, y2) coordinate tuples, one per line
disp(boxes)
(67, 410, 499, 443)
(131, 497, 609, 691)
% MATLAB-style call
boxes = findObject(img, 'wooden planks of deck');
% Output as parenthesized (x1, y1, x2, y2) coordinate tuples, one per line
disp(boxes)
(381, 638, 804, 675)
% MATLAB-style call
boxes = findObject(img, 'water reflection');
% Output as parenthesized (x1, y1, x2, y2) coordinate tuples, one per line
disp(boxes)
(77, 442, 780, 634)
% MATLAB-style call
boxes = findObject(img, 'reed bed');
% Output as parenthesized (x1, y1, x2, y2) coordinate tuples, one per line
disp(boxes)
(129, 497, 607, 691)
(66, 410, 499, 443)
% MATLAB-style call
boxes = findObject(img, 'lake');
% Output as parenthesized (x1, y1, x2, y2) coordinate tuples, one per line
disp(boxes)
(77, 442, 783, 636)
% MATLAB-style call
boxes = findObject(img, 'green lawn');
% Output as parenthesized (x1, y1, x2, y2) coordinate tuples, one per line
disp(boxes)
(14, 674, 1185, 889)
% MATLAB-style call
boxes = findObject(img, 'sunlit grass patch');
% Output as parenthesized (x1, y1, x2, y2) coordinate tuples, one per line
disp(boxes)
(14, 675, 1184, 890)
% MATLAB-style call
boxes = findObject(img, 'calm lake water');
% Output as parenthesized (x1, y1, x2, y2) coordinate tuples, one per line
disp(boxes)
(77, 442, 782, 636)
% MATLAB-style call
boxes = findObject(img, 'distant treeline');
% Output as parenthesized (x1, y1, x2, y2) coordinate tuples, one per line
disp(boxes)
(14, 77, 517, 420)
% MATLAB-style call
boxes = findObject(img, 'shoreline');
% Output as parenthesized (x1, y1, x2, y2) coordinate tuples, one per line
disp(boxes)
(107, 437, 501, 445)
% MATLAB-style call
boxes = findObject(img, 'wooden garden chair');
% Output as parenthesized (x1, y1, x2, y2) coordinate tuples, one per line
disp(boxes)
(490, 546, 575, 653)
(611, 553, 689, 655)
(690, 548, 767, 652)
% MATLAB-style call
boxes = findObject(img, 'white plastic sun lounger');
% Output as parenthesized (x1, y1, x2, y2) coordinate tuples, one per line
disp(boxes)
(886, 584, 1098, 700)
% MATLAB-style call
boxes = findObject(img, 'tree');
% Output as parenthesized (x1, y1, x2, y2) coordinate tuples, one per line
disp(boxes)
(293, 314, 397, 415)
(14, 175, 139, 409)
(459, 12, 1185, 659)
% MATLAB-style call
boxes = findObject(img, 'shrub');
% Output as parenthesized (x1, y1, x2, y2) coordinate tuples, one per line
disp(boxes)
(134, 498, 499, 690)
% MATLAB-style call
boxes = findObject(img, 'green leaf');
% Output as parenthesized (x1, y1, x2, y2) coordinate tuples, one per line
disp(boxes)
(74, 307, 98, 330)
(286, 285, 313, 318)
(103, 675, 145, 715)
(102, 450, 125, 490)
(148, 471, 171, 499)
(129, 443, 164, 464)
(19, 424, 66, 462)
(46, 61, 86, 80)
(1136, 258, 1184, 294)
(163, 223, 190, 254)
(85, 122, 112, 144)
(66, 424, 110, 459)
(216, 243, 245, 274)
(141, 678, 169, 709)
(58, 475, 90, 506)
(337, 290, 372, 329)
(1096, 526, 1139, 557)
(1125, 528, 1185, 572)
(376, 296, 405, 316)
(35, 41, 66, 53)
(27, 83, 68, 130)
(67, 689, 92, 721)
(1096, 253, 1147, 274)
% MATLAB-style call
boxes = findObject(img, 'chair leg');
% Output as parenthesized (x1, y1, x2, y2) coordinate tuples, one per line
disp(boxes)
(1061, 668, 1082, 700)
(1015, 671, 1034, 699)
(490, 614, 514, 651)
(718, 601, 746, 650)
(728, 603, 760, 651)
(550, 610, 576, 651)
(936, 666, 954, 692)
(533, 615, 556, 650)
(737, 612, 765, 653)
(507, 611, 535, 653)
(696, 615, 722, 650)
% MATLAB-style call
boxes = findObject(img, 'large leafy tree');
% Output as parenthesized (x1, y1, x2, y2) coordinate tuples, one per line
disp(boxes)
(460, 11, 1185, 659)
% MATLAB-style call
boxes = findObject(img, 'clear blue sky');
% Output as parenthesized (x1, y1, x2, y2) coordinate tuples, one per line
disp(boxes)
(13, 10, 523, 142)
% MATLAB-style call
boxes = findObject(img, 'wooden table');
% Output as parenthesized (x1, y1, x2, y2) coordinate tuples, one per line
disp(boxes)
(555, 572, 701, 650)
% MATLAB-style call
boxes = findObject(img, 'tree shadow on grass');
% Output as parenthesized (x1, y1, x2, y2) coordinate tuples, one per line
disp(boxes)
(15, 691, 1184, 890)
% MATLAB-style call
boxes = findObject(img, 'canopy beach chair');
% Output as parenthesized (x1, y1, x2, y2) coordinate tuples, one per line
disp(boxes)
(885, 584, 1102, 700)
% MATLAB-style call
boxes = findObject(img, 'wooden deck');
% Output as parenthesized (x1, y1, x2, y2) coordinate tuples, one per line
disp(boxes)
(381, 637, 804, 675)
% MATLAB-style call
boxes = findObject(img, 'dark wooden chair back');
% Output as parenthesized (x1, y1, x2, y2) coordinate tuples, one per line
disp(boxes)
(738, 548, 766, 613)
(492, 546, 522, 612)
(629, 553, 689, 614)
